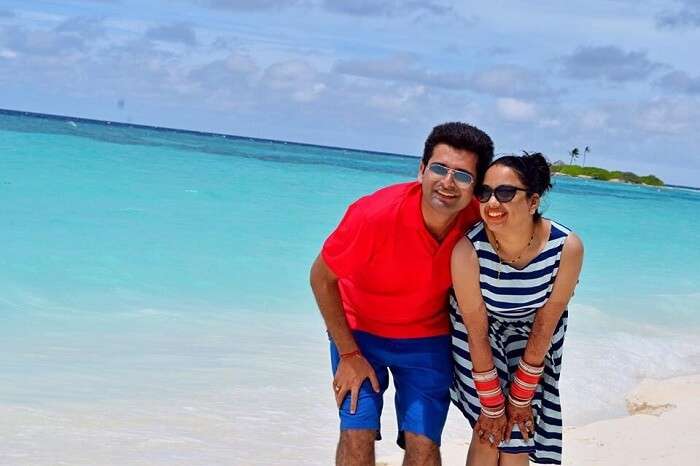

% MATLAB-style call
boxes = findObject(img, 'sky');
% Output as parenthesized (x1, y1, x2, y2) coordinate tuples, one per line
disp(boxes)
(1, 0, 699, 186)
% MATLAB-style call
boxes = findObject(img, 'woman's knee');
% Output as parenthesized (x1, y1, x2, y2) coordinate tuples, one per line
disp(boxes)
(498, 452, 529, 466)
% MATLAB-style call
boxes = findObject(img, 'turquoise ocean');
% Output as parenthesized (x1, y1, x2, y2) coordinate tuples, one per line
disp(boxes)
(1, 109, 699, 465)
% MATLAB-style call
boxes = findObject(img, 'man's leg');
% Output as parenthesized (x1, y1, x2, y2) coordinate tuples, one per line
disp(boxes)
(330, 332, 390, 466)
(336, 429, 377, 466)
(390, 334, 453, 465)
(402, 431, 440, 466)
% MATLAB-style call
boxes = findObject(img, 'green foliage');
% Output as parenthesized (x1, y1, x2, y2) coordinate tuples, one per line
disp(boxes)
(568, 147, 579, 165)
(551, 164, 664, 186)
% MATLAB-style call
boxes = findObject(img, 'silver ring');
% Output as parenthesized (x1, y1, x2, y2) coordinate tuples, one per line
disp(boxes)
(478, 429, 484, 437)
(488, 434, 495, 444)
(525, 420, 533, 427)
(334, 385, 340, 392)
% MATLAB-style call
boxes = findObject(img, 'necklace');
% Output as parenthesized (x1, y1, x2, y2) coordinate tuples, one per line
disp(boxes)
(492, 227, 536, 279)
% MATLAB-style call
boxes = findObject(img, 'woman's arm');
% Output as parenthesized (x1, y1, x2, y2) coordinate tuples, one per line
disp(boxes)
(521, 233, 584, 366)
(505, 232, 584, 440)
(451, 237, 495, 372)
(452, 237, 508, 447)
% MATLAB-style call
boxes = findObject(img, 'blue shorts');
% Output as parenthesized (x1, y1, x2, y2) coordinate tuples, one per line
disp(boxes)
(330, 330, 453, 447)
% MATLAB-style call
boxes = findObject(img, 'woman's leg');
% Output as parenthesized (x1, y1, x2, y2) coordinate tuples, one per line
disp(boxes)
(498, 452, 529, 466)
(466, 429, 499, 466)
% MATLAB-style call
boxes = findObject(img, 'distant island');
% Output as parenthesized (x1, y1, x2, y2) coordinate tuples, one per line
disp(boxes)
(550, 162, 664, 186)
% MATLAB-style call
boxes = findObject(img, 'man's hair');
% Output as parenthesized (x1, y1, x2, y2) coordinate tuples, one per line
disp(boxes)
(422, 122, 495, 185)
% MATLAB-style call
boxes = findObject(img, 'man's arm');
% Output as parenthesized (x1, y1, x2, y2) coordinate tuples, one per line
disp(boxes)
(310, 254, 359, 355)
(310, 254, 380, 413)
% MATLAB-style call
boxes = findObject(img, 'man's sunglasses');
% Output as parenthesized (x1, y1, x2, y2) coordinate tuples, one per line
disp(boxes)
(476, 184, 529, 203)
(427, 163, 474, 187)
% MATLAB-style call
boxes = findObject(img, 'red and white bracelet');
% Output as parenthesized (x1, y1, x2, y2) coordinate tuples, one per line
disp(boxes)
(473, 367, 506, 418)
(508, 359, 544, 406)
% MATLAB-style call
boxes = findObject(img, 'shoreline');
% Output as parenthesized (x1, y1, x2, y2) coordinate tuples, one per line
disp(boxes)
(378, 374, 700, 465)
(552, 171, 664, 188)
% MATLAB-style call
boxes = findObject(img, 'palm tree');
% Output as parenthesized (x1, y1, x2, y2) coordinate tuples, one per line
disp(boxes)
(569, 147, 580, 165)
(583, 146, 590, 167)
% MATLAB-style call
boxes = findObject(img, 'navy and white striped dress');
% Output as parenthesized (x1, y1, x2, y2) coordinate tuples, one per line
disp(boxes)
(450, 220, 571, 464)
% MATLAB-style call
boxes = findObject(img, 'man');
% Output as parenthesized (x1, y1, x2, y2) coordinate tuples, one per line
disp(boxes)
(310, 122, 494, 466)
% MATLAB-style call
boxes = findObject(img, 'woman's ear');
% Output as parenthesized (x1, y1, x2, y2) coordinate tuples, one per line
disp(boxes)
(529, 193, 540, 215)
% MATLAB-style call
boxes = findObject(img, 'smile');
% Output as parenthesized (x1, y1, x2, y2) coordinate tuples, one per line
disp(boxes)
(436, 189, 458, 198)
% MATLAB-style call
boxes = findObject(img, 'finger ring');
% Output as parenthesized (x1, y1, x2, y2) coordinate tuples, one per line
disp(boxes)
(487, 434, 495, 444)
(334, 385, 340, 392)
(525, 420, 533, 427)
(478, 430, 484, 437)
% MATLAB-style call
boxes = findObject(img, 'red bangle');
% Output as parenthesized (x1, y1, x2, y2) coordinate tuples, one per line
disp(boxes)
(339, 350, 362, 360)
(508, 360, 544, 403)
(481, 392, 506, 407)
(474, 378, 500, 392)
(472, 368, 505, 409)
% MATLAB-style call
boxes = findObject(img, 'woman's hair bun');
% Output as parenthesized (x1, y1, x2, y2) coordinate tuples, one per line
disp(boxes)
(521, 151, 552, 196)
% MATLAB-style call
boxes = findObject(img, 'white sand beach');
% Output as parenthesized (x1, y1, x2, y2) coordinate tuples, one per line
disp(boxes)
(379, 374, 700, 466)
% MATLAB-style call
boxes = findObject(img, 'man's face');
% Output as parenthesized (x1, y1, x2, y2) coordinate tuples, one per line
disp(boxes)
(418, 143, 478, 219)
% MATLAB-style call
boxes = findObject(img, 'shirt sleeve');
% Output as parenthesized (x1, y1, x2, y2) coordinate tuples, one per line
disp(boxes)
(321, 201, 375, 278)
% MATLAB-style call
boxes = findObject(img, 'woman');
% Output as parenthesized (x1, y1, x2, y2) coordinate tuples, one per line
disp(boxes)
(449, 153, 583, 465)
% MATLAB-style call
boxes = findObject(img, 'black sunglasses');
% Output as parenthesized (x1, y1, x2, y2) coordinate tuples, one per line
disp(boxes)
(477, 184, 529, 203)
(427, 163, 474, 187)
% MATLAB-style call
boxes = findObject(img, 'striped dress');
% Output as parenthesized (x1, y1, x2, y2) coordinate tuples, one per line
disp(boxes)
(449, 220, 571, 464)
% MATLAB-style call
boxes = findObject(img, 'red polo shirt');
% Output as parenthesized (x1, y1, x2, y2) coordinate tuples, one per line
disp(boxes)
(322, 181, 480, 338)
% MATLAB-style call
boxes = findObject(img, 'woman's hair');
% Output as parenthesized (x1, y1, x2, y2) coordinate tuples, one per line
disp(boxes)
(490, 151, 552, 221)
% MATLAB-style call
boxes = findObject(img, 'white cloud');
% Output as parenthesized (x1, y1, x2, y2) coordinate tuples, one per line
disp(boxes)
(0, 48, 17, 59)
(469, 65, 552, 98)
(188, 52, 259, 90)
(560, 45, 663, 82)
(145, 22, 198, 46)
(538, 118, 561, 128)
(196, 0, 304, 11)
(292, 82, 327, 102)
(368, 85, 426, 113)
(655, 70, 700, 95)
(656, 0, 700, 29)
(580, 109, 610, 130)
(633, 98, 700, 134)
(496, 97, 537, 122)
(263, 59, 319, 90)
(323, 0, 455, 17)
(334, 54, 468, 90)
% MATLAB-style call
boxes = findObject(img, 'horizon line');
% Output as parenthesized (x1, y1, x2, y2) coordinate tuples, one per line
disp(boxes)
(0, 107, 420, 162)
(2, 107, 698, 190)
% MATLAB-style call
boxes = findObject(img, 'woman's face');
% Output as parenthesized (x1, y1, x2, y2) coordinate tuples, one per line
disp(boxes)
(479, 164, 538, 232)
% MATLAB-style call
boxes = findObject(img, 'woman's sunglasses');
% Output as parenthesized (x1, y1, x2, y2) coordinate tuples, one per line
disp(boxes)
(476, 184, 529, 203)
(427, 163, 474, 187)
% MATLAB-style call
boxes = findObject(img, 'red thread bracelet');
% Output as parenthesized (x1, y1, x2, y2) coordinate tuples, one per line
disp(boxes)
(339, 350, 362, 360)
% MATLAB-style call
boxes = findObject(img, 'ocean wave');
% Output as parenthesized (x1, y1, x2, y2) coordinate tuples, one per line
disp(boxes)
(561, 303, 700, 424)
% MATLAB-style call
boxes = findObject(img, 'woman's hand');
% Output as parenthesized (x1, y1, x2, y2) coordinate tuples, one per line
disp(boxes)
(505, 402, 535, 441)
(475, 412, 507, 449)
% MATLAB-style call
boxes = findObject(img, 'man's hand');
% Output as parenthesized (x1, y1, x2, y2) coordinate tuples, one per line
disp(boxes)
(474, 412, 507, 449)
(505, 402, 535, 441)
(333, 355, 380, 414)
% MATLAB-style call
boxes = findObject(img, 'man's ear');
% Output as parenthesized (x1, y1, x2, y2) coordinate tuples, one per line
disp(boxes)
(417, 161, 425, 182)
